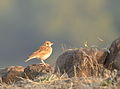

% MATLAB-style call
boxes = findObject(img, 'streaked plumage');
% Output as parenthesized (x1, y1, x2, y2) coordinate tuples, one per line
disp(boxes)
(25, 41, 53, 64)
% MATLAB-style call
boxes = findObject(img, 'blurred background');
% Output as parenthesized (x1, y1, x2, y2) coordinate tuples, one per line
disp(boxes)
(0, 0, 120, 67)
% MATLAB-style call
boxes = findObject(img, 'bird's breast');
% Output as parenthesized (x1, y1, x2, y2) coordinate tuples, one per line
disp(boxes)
(39, 47, 52, 60)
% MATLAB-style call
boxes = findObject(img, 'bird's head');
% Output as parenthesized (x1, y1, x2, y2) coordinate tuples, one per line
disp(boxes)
(44, 41, 53, 47)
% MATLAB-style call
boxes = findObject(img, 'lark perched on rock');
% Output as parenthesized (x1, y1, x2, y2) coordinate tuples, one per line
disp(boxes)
(25, 41, 53, 64)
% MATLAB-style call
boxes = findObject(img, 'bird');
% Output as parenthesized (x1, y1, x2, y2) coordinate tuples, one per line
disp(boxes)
(25, 41, 53, 64)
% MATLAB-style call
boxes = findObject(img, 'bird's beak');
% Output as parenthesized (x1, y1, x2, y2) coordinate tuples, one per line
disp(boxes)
(51, 42, 53, 45)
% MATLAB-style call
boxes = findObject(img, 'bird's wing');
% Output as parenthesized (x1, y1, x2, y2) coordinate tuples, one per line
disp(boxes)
(28, 46, 50, 58)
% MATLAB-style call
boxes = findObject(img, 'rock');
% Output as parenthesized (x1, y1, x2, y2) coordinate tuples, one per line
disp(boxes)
(104, 37, 120, 70)
(1, 66, 24, 84)
(24, 63, 53, 80)
(55, 48, 107, 77)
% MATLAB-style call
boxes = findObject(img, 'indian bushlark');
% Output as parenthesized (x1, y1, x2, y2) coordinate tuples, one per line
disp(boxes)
(25, 41, 53, 64)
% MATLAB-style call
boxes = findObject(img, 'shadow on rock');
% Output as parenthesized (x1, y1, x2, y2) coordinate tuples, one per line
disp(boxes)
(24, 63, 53, 80)
(104, 37, 120, 71)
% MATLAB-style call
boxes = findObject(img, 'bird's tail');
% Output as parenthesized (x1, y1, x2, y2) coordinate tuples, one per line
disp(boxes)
(25, 57, 32, 62)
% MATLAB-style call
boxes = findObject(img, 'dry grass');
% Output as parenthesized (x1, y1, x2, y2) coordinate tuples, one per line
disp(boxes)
(0, 47, 120, 89)
(0, 68, 120, 89)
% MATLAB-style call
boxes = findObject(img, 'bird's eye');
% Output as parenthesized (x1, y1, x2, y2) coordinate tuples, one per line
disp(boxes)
(46, 43, 49, 45)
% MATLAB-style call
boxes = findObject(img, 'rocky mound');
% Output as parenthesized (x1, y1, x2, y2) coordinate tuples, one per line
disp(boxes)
(1, 66, 24, 84)
(24, 63, 53, 80)
(104, 37, 120, 70)
(55, 48, 108, 77)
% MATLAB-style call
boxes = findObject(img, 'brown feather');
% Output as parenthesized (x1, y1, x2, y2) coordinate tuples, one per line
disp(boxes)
(28, 46, 52, 60)
(25, 41, 53, 63)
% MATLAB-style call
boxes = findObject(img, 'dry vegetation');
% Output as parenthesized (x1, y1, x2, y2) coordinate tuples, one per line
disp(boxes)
(0, 65, 120, 89)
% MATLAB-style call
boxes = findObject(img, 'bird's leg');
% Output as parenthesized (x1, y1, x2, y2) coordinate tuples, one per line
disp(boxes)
(41, 60, 46, 65)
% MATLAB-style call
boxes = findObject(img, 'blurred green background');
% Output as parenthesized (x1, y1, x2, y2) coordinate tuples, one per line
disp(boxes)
(0, 0, 120, 67)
